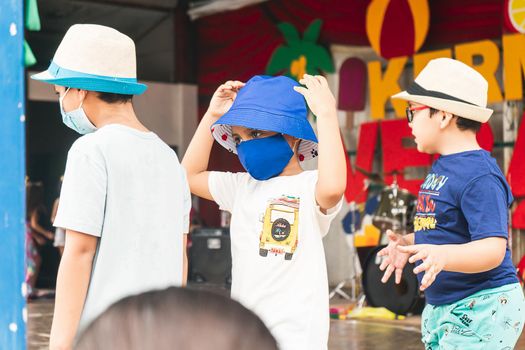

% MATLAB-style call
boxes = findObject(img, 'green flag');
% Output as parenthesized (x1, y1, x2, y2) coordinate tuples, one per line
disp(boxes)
(24, 0, 41, 66)
(25, 0, 41, 31)
(24, 40, 36, 67)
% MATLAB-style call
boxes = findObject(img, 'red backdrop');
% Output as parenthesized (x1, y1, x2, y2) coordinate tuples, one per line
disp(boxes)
(194, 0, 505, 226)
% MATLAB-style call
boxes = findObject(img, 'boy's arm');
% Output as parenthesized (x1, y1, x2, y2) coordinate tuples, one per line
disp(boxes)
(49, 230, 97, 350)
(402, 236, 507, 273)
(181, 112, 217, 201)
(445, 237, 507, 272)
(399, 236, 507, 291)
(182, 234, 188, 286)
(182, 81, 244, 200)
(294, 75, 346, 211)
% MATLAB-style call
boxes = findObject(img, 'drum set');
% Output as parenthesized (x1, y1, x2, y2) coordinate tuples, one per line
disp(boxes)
(335, 169, 425, 316)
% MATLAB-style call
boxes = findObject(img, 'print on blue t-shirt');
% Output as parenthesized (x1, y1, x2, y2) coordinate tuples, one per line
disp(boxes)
(413, 150, 518, 306)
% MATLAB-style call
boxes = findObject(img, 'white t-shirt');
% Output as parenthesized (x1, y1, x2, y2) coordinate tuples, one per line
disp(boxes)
(54, 124, 191, 334)
(209, 170, 342, 350)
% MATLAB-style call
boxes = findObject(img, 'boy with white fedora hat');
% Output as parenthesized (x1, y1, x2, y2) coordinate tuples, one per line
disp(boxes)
(379, 58, 524, 349)
(31, 24, 191, 349)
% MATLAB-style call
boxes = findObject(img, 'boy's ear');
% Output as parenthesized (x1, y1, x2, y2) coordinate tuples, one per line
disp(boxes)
(439, 111, 454, 130)
(77, 89, 88, 100)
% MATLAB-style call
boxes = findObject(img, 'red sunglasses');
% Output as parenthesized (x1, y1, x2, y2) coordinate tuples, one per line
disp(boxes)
(405, 105, 429, 123)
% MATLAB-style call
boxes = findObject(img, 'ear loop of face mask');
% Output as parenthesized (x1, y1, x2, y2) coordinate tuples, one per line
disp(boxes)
(59, 88, 98, 134)
(292, 139, 300, 154)
(60, 87, 83, 110)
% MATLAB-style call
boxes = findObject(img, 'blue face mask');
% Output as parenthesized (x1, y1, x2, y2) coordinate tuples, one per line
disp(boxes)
(236, 134, 294, 180)
(59, 88, 97, 134)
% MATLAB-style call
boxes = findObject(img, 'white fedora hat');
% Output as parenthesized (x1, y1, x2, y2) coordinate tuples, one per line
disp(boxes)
(31, 24, 147, 95)
(392, 58, 493, 123)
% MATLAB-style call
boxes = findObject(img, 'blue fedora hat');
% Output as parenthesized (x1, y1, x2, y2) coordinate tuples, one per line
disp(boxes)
(212, 75, 319, 161)
(31, 24, 147, 95)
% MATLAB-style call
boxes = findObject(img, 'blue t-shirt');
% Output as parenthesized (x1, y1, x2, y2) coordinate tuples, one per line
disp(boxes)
(414, 150, 518, 306)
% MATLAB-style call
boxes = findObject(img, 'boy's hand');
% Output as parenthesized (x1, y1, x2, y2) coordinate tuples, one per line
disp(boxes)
(377, 230, 411, 284)
(206, 80, 245, 119)
(397, 244, 449, 291)
(294, 74, 337, 118)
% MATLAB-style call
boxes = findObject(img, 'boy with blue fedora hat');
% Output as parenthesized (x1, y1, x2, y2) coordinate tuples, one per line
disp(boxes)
(379, 58, 524, 349)
(31, 24, 191, 349)
(182, 74, 347, 350)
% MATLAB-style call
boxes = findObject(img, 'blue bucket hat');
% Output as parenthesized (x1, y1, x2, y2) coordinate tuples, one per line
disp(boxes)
(31, 24, 147, 95)
(212, 75, 319, 162)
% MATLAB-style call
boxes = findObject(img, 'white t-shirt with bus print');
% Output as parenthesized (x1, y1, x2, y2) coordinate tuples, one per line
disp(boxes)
(209, 170, 342, 350)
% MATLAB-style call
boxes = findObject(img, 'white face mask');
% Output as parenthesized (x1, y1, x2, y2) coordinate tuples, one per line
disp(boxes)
(59, 88, 97, 134)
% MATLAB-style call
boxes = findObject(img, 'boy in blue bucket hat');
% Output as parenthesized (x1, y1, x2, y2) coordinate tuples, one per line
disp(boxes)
(31, 24, 191, 349)
(182, 74, 347, 350)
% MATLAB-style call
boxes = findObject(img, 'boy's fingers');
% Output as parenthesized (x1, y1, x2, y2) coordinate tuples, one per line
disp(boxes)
(386, 229, 398, 242)
(395, 268, 403, 284)
(422, 265, 436, 283)
(397, 245, 419, 254)
(420, 270, 435, 291)
(379, 257, 390, 271)
(230, 81, 245, 90)
(300, 77, 314, 90)
(413, 257, 432, 274)
(408, 250, 428, 263)
(302, 74, 320, 89)
(315, 75, 328, 87)
(427, 271, 437, 287)
(377, 247, 388, 257)
(413, 264, 425, 274)
(381, 265, 395, 283)
(219, 84, 234, 91)
(293, 86, 309, 96)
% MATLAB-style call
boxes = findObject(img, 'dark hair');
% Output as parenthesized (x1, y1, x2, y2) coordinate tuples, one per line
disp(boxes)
(96, 92, 133, 104)
(76, 287, 278, 350)
(429, 108, 481, 132)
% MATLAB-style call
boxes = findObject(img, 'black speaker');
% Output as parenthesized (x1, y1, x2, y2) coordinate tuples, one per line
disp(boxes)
(189, 228, 232, 286)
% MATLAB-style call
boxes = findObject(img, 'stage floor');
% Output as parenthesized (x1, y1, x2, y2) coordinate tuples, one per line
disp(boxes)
(27, 292, 525, 350)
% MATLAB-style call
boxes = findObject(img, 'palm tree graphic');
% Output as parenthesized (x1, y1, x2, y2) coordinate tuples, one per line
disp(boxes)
(266, 19, 335, 80)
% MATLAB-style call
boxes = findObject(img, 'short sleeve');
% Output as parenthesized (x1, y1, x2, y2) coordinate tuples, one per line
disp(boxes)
(181, 167, 191, 234)
(307, 171, 344, 237)
(314, 197, 344, 237)
(53, 144, 107, 237)
(208, 171, 244, 212)
(460, 175, 510, 241)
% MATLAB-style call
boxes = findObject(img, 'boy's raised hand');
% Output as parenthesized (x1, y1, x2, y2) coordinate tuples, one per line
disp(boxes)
(294, 74, 337, 118)
(377, 230, 411, 284)
(207, 80, 245, 119)
(397, 244, 448, 291)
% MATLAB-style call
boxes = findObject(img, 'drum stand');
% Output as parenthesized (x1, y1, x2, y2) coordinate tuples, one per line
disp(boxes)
(329, 280, 352, 300)
(329, 245, 360, 301)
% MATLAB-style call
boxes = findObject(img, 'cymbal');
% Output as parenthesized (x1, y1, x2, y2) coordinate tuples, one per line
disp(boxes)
(356, 166, 403, 178)
(355, 166, 384, 184)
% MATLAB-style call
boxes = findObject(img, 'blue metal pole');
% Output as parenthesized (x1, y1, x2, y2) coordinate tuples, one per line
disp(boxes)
(0, 0, 27, 349)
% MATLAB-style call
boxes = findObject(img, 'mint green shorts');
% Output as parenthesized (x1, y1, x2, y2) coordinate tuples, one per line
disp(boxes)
(421, 283, 525, 350)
